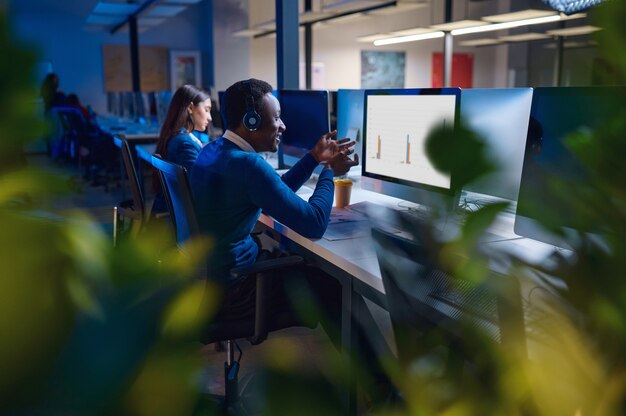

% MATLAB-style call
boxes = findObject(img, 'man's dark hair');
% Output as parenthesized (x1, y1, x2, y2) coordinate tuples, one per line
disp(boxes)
(223, 78, 273, 130)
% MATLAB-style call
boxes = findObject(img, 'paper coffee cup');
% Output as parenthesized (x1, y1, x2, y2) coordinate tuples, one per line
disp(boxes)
(334, 179, 353, 208)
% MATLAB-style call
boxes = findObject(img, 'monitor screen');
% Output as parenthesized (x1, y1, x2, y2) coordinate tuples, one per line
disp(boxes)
(461, 88, 533, 201)
(337, 89, 365, 167)
(361, 88, 460, 206)
(514, 86, 625, 246)
(278, 90, 330, 165)
(329, 90, 338, 132)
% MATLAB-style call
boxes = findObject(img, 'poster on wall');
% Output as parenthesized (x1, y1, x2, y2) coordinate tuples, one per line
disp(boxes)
(360, 50, 405, 89)
(431, 52, 473, 88)
(170, 50, 202, 90)
(103, 45, 169, 92)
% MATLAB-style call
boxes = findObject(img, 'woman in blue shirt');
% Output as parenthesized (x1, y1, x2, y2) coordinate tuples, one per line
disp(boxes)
(153, 84, 212, 213)
(155, 84, 212, 168)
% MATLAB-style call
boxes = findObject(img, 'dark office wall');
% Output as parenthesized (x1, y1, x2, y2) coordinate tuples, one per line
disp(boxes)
(527, 39, 599, 87)
(9, 0, 213, 114)
(212, 0, 250, 92)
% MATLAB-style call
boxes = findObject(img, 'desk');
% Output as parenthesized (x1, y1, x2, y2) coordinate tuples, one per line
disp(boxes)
(97, 115, 159, 142)
(255, 174, 567, 410)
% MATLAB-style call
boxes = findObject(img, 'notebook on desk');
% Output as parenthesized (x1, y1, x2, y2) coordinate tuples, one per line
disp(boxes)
(324, 205, 370, 241)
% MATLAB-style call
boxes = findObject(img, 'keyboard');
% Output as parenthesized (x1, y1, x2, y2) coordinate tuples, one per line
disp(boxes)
(428, 278, 498, 324)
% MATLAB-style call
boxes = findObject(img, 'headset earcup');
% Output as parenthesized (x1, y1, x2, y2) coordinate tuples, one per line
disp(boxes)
(243, 110, 261, 131)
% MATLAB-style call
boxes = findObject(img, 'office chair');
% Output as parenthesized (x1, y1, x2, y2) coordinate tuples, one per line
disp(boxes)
(371, 211, 527, 375)
(49, 107, 88, 164)
(151, 155, 304, 409)
(112, 137, 145, 246)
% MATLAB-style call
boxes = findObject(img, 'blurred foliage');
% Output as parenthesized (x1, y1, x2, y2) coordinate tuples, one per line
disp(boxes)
(0, 10, 216, 415)
(426, 119, 496, 192)
(365, 2, 626, 415)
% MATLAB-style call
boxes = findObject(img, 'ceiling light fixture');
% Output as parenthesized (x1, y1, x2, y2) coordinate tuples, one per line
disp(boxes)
(451, 14, 561, 36)
(374, 30, 445, 46)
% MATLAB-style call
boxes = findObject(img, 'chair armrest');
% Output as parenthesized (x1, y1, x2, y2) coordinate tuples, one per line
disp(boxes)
(229, 255, 304, 279)
(229, 255, 304, 345)
(116, 205, 143, 220)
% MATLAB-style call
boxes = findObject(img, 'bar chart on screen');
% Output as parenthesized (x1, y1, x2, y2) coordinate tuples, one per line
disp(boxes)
(365, 95, 455, 188)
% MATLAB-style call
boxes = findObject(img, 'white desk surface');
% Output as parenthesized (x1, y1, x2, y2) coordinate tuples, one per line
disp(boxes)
(258, 173, 567, 298)
(97, 115, 159, 140)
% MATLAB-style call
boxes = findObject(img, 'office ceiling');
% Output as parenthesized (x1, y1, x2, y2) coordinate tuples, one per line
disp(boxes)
(7, 0, 98, 16)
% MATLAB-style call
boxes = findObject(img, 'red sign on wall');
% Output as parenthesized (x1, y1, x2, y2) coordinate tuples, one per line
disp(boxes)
(432, 53, 474, 88)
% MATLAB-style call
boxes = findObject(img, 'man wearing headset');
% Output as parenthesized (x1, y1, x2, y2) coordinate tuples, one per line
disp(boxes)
(190, 80, 394, 400)
(191, 78, 357, 286)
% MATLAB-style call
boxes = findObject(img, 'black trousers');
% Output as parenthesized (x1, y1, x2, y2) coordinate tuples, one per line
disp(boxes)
(214, 249, 342, 346)
(213, 249, 393, 401)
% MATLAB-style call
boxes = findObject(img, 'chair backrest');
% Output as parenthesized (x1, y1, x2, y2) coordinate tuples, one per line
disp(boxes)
(151, 154, 199, 247)
(53, 106, 94, 139)
(49, 107, 89, 159)
(120, 138, 145, 215)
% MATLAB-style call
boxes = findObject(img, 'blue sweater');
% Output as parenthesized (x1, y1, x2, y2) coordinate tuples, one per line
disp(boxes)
(190, 137, 334, 282)
(166, 132, 205, 170)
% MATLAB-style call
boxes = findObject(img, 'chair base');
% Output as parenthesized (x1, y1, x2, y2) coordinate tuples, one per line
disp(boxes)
(200, 372, 263, 415)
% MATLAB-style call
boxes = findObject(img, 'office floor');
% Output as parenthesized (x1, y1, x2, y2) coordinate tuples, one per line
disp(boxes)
(26, 153, 357, 413)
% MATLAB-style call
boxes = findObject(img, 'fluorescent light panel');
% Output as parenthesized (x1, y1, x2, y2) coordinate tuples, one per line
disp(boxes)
(232, 28, 266, 37)
(388, 27, 434, 37)
(94, 2, 140, 15)
(430, 19, 489, 31)
(483, 9, 557, 23)
(559, 12, 587, 20)
(137, 17, 166, 26)
(544, 40, 597, 48)
(374, 30, 444, 46)
(451, 14, 561, 35)
(145, 5, 186, 17)
(499, 33, 551, 41)
(459, 38, 502, 46)
(546, 25, 601, 36)
(368, 2, 427, 15)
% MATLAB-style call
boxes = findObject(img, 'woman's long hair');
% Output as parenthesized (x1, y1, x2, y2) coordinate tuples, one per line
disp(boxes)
(153, 85, 210, 195)
(154, 84, 210, 158)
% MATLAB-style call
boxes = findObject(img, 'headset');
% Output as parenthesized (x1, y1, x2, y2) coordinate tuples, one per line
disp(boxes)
(242, 80, 262, 131)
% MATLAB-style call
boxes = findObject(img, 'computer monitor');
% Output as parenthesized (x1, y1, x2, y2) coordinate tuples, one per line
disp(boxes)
(337, 89, 365, 169)
(329, 90, 338, 132)
(278, 89, 330, 167)
(361, 88, 461, 208)
(460, 88, 533, 201)
(515, 86, 625, 247)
